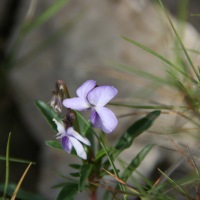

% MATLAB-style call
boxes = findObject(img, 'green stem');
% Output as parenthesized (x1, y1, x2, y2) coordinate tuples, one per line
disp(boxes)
(94, 132, 127, 200)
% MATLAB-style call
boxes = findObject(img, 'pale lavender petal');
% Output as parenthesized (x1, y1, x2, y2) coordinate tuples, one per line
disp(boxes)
(53, 119, 65, 134)
(94, 107, 118, 134)
(63, 97, 90, 111)
(76, 80, 96, 99)
(90, 109, 101, 128)
(67, 127, 91, 146)
(61, 136, 73, 153)
(69, 137, 87, 160)
(87, 86, 118, 107)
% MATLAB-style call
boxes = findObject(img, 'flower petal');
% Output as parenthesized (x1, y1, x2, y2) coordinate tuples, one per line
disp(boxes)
(63, 97, 90, 111)
(53, 119, 65, 134)
(69, 137, 87, 160)
(94, 107, 118, 134)
(67, 127, 91, 146)
(90, 109, 101, 128)
(87, 86, 118, 106)
(76, 80, 96, 99)
(61, 136, 73, 153)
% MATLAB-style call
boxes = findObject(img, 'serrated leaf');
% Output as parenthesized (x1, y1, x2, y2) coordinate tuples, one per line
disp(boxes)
(56, 183, 78, 200)
(35, 100, 62, 132)
(79, 164, 93, 191)
(121, 144, 154, 182)
(115, 110, 160, 152)
(45, 140, 62, 150)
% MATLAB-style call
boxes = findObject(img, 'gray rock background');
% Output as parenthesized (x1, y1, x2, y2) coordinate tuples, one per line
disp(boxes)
(1, 0, 200, 199)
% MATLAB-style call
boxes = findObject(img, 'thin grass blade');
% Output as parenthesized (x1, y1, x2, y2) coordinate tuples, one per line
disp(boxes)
(23, 0, 70, 34)
(158, 0, 199, 81)
(0, 156, 36, 165)
(3, 132, 11, 198)
(121, 144, 154, 182)
(121, 35, 196, 83)
(11, 163, 32, 200)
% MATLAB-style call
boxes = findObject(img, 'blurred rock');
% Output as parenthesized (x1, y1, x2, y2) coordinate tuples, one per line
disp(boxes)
(7, 0, 200, 199)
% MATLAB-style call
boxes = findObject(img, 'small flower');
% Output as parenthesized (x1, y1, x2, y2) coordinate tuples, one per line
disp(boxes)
(53, 119, 91, 160)
(63, 80, 118, 134)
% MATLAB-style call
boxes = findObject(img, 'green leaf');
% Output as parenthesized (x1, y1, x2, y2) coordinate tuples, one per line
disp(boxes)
(102, 111, 160, 174)
(95, 147, 118, 162)
(121, 144, 154, 182)
(56, 183, 78, 200)
(23, 0, 71, 34)
(69, 164, 81, 169)
(115, 111, 160, 152)
(78, 163, 93, 191)
(45, 140, 62, 150)
(70, 172, 80, 177)
(35, 100, 62, 132)
(0, 184, 44, 200)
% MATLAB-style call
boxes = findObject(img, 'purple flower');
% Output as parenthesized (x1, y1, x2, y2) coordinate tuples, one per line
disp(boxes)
(53, 119, 91, 160)
(63, 80, 118, 133)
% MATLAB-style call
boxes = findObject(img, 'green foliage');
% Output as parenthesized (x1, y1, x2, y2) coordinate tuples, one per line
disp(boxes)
(74, 111, 96, 152)
(0, 184, 44, 200)
(95, 147, 118, 162)
(0, 156, 36, 164)
(79, 164, 93, 191)
(23, 0, 71, 34)
(120, 144, 154, 182)
(35, 100, 62, 132)
(56, 183, 78, 200)
(158, 0, 199, 81)
(121, 35, 196, 84)
(45, 140, 63, 150)
(115, 111, 160, 152)
(0, 135, 39, 199)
